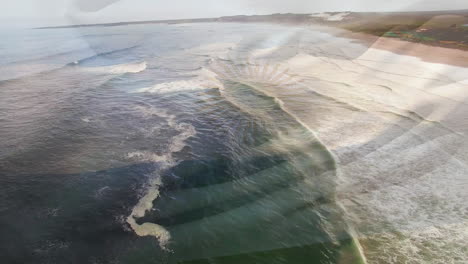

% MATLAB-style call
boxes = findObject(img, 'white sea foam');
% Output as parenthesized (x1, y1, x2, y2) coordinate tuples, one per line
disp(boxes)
(83, 61, 147, 74)
(310, 12, 351, 21)
(126, 105, 196, 249)
(134, 68, 223, 94)
(126, 177, 172, 247)
(251, 47, 279, 58)
(127, 151, 172, 163)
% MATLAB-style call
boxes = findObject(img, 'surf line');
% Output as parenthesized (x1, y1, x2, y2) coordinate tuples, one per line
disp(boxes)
(208, 59, 368, 263)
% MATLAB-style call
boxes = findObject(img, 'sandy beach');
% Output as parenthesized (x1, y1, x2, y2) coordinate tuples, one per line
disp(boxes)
(310, 24, 468, 68)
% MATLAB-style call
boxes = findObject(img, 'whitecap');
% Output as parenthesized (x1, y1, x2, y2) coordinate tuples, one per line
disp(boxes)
(134, 68, 223, 94)
(310, 12, 351, 21)
(81, 61, 147, 74)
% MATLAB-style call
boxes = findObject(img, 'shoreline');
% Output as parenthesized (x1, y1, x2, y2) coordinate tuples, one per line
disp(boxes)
(308, 25, 468, 68)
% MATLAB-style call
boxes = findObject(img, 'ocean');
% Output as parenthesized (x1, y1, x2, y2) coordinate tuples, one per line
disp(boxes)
(1, 22, 467, 264)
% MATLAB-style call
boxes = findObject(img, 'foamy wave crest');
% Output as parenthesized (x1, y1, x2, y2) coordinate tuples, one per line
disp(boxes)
(251, 47, 279, 58)
(127, 151, 171, 163)
(134, 68, 223, 94)
(126, 105, 196, 249)
(310, 12, 351, 21)
(83, 61, 147, 74)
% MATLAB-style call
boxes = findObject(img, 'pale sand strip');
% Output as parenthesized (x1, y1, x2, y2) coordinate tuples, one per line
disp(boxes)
(309, 25, 468, 68)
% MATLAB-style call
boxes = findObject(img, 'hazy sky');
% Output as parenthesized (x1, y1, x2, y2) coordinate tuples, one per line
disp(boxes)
(2, 0, 468, 27)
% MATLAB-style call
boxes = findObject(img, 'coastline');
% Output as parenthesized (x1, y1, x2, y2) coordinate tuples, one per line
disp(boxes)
(4, 16, 468, 263)
(35, 11, 468, 68)
(309, 25, 468, 68)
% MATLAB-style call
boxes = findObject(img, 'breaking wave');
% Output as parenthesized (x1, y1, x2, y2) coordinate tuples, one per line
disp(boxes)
(0, 46, 142, 82)
(80, 61, 147, 74)
(134, 68, 223, 94)
(71, 45, 139, 65)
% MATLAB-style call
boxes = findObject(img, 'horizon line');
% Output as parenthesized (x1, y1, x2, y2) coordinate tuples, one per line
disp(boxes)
(36, 9, 468, 30)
